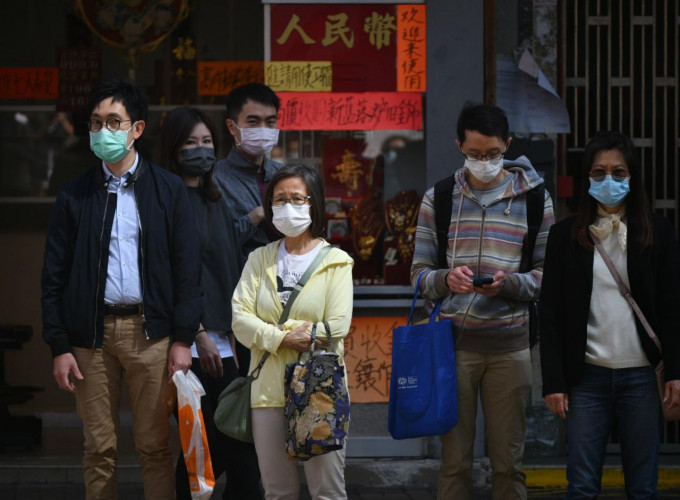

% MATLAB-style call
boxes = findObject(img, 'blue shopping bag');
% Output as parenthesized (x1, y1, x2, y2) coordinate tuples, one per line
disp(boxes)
(388, 272, 457, 439)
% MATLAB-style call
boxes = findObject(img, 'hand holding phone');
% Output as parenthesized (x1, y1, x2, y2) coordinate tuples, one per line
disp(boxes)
(471, 276, 494, 287)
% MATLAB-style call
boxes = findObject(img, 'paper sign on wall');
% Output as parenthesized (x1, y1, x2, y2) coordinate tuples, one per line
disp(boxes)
(265, 61, 332, 92)
(345, 316, 406, 403)
(57, 48, 101, 111)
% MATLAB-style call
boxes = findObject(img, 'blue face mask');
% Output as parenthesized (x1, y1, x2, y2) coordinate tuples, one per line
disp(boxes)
(588, 175, 630, 206)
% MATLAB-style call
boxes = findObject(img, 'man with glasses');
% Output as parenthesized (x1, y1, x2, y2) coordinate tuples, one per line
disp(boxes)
(41, 77, 201, 499)
(411, 103, 554, 499)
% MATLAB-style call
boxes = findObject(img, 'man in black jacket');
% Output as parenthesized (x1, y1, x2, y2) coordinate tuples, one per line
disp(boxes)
(41, 78, 201, 500)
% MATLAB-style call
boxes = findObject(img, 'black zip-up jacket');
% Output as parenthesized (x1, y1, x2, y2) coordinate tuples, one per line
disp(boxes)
(41, 156, 202, 357)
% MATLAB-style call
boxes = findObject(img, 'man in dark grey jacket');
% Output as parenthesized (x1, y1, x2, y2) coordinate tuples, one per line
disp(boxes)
(213, 83, 283, 376)
(213, 83, 284, 261)
(41, 78, 201, 500)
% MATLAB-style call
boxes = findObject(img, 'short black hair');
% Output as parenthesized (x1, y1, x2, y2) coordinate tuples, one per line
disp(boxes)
(264, 164, 325, 238)
(87, 77, 148, 123)
(225, 83, 280, 122)
(456, 103, 509, 143)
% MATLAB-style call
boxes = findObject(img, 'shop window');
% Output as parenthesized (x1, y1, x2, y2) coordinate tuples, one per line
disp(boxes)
(277, 129, 426, 287)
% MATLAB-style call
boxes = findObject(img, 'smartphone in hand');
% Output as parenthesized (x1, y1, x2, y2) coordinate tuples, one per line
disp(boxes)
(471, 276, 494, 286)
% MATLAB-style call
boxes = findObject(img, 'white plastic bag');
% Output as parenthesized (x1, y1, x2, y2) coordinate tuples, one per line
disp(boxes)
(173, 370, 215, 500)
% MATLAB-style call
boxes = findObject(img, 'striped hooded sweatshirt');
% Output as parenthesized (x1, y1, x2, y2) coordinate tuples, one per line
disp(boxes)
(411, 156, 554, 353)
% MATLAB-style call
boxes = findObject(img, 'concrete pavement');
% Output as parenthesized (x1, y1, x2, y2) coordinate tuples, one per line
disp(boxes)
(0, 425, 678, 499)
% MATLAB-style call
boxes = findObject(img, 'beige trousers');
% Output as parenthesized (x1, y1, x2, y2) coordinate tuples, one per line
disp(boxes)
(438, 348, 532, 500)
(72, 314, 174, 500)
(252, 407, 347, 500)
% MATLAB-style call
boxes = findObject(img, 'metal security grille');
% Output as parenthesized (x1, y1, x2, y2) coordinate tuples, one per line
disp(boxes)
(561, 0, 679, 452)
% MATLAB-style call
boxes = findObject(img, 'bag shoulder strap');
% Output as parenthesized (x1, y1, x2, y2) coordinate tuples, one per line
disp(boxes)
(279, 244, 332, 324)
(520, 184, 545, 273)
(322, 320, 334, 352)
(591, 234, 663, 355)
(251, 243, 333, 378)
(434, 175, 455, 269)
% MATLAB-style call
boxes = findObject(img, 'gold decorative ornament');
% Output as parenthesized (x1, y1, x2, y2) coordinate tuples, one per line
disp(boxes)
(385, 190, 419, 261)
(350, 195, 385, 262)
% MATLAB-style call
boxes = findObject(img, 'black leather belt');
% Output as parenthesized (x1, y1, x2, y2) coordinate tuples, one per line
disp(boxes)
(104, 304, 141, 317)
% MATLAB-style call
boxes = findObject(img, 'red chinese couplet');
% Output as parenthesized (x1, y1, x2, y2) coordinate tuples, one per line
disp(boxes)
(396, 4, 427, 92)
(278, 92, 423, 131)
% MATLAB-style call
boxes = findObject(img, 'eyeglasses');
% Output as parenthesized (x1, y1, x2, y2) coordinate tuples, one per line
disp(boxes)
(272, 195, 311, 207)
(462, 151, 505, 161)
(589, 167, 630, 182)
(87, 118, 133, 132)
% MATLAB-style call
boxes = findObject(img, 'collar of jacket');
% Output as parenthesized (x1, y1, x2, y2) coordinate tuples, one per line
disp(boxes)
(95, 156, 148, 189)
(227, 147, 281, 182)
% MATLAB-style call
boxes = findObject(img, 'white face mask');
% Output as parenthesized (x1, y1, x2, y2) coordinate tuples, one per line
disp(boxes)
(233, 124, 279, 157)
(464, 157, 504, 183)
(272, 203, 312, 237)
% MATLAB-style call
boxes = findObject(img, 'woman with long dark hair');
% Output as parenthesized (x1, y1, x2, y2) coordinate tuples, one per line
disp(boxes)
(160, 107, 263, 499)
(540, 131, 680, 498)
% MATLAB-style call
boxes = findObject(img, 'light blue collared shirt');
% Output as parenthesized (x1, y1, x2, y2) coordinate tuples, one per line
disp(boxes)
(103, 154, 143, 305)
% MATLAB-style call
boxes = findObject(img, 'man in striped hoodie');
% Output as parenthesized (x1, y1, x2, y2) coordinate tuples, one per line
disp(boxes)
(411, 103, 554, 500)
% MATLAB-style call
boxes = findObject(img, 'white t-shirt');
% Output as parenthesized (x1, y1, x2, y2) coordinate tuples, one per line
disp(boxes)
(585, 221, 649, 369)
(277, 240, 323, 306)
(470, 172, 513, 207)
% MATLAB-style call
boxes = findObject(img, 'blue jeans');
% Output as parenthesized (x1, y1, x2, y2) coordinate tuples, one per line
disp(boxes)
(566, 364, 661, 499)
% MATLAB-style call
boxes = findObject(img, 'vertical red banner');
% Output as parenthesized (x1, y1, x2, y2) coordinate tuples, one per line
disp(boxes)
(0, 67, 59, 99)
(397, 4, 427, 92)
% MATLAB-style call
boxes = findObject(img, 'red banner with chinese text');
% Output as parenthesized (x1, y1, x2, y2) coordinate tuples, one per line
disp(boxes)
(271, 4, 398, 92)
(0, 67, 59, 99)
(197, 61, 264, 96)
(278, 92, 422, 131)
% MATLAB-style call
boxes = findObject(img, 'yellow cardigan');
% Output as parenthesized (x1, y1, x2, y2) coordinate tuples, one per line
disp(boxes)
(231, 239, 354, 408)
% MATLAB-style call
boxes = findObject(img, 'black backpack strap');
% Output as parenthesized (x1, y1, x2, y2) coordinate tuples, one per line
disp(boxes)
(433, 175, 455, 269)
(520, 183, 545, 273)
